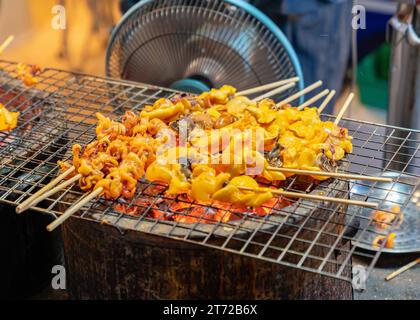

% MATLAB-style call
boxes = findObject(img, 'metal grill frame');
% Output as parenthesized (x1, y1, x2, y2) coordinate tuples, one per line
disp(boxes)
(1, 60, 419, 284)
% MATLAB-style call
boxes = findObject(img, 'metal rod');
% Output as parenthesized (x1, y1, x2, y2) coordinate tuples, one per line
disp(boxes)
(267, 167, 393, 182)
(238, 186, 378, 208)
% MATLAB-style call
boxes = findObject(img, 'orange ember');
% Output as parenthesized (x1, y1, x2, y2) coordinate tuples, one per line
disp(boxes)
(113, 183, 291, 224)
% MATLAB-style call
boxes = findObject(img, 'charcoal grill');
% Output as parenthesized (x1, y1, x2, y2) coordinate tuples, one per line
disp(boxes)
(0, 60, 419, 298)
(0, 62, 66, 298)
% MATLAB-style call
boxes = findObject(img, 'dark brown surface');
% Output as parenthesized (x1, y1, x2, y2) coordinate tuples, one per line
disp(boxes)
(62, 211, 352, 300)
(57, 169, 353, 300)
(0, 204, 63, 299)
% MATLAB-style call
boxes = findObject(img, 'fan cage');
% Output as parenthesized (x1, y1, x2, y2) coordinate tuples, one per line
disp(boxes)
(106, 0, 304, 102)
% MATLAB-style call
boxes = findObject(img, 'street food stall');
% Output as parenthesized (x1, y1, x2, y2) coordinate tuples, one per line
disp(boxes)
(0, 0, 418, 302)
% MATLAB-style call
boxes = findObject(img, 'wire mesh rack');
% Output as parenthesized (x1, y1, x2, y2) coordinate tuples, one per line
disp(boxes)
(0, 60, 419, 284)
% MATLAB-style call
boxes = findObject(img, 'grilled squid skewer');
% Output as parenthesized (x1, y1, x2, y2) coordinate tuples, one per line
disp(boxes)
(0, 103, 20, 131)
(19, 86, 385, 228)
(47, 187, 104, 232)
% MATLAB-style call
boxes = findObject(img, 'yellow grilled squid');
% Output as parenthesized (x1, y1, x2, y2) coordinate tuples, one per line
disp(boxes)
(0, 103, 19, 131)
(212, 175, 273, 207)
(190, 165, 230, 202)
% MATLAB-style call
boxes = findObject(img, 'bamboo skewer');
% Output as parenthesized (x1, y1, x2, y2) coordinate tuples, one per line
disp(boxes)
(236, 77, 299, 96)
(16, 166, 76, 214)
(253, 82, 296, 102)
(27, 167, 389, 216)
(334, 93, 355, 125)
(47, 173, 379, 232)
(15, 90, 355, 215)
(0, 35, 14, 54)
(238, 186, 378, 208)
(318, 90, 336, 114)
(277, 80, 323, 108)
(15, 79, 310, 214)
(385, 258, 420, 281)
(46, 187, 103, 232)
(47, 176, 378, 233)
(23, 166, 390, 216)
(297, 89, 330, 110)
(19, 174, 82, 213)
(267, 167, 393, 183)
(28, 87, 365, 228)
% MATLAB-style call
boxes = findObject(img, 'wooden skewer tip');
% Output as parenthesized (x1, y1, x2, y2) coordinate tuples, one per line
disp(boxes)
(236, 77, 299, 96)
(297, 89, 330, 110)
(16, 166, 76, 214)
(385, 258, 420, 281)
(0, 35, 14, 53)
(318, 90, 337, 114)
(20, 173, 82, 213)
(277, 80, 323, 107)
(253, 81, 296, 102)
(334, 92, 355, 125)
(46, 187, 103, 232)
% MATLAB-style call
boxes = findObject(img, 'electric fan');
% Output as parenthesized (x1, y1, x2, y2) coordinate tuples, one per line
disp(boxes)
(106, 0, 304, 101)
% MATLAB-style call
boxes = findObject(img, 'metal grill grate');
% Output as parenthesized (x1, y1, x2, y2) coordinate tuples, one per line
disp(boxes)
(1, 60, 419, 283)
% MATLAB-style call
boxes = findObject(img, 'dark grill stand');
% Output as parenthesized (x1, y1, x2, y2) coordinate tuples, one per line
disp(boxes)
(0, 81, 64, 299)
(62, 219, 352, 300)
(62, 179, 352, 300)
(0, 205, 62, 299)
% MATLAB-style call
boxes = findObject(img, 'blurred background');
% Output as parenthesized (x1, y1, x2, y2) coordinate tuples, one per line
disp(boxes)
(0, 0, 401, 124)
(0, 0, 120, 75)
